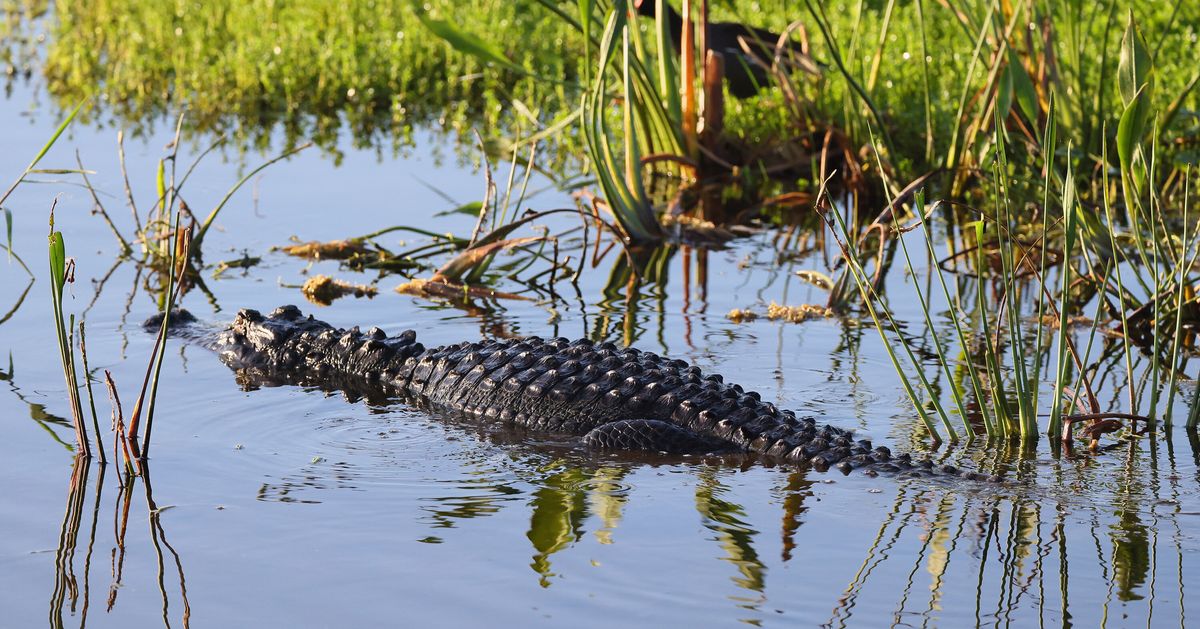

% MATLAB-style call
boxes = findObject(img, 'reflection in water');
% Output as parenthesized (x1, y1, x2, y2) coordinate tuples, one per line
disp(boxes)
(822, 443, 1197, 628)
(49, 457, 190, 628)
(592, 244, 678, 349)
(142, 465, 191, 628)
(0, 275, 34, 324)
(776, 470, 815, 562)
(29, 392, 1200, 626)
(422, 472, 523, 532)
(144, 398, 1200, 626)
(694, 468, 766, 600)
(3, 359, 76, 451)
(586, 468, 628, 546)
(525, 463, 629, 588)
(50, 456, 94, 628)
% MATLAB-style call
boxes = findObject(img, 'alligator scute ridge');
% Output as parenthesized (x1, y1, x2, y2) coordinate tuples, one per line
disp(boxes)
(150, 305, 1002, 483)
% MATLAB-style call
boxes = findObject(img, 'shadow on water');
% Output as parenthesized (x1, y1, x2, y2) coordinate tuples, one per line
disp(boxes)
(48, 456, 190, 628)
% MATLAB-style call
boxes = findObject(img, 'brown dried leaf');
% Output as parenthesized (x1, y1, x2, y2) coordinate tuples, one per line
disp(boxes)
(432, 236, 544, 282)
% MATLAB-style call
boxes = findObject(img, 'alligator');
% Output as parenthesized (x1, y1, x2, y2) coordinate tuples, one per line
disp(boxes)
(151, 305, 1000, 482)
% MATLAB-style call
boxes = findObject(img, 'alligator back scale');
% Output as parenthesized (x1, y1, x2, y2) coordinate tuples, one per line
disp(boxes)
(150, 305, 1003, 483)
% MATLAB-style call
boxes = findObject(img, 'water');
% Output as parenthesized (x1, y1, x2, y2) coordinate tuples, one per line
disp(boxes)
(3, 41, 1200, 629)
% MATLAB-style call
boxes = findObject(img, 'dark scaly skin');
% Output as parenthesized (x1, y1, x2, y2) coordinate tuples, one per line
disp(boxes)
(152, 305, 1001, 482)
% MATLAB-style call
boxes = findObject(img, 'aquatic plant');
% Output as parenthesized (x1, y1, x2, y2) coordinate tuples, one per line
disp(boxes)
(824, 82, 1200, 448)
(19, 0, 1197, 239)
(34, 110, 231, 472)
(47, 190, 190, 473)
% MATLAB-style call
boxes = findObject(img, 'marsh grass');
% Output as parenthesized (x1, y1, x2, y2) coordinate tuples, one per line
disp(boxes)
(14, 0, 1200, 450)
(35, 0, 582, 157)
(579, 2, 673, 242)
(30, 106, 304, 471)
(17, 0, 1199, 238)
(391, 140, 612, 304)
(420, 0, 690, 241)
(824, 102, 1200, 446)
(782, 4, 1200, 446)
(47, 190, 189, 473)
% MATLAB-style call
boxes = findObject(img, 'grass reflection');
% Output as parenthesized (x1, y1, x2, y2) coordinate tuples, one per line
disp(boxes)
(526, 463, 629, 588)
(421, 471, 523, 530)
(824, 436, 1198, 627)
(3, 356, 76, 452)
(11, 0, 582, 160)
(48, 457, 190, 628)
(694, 468, 765, 597)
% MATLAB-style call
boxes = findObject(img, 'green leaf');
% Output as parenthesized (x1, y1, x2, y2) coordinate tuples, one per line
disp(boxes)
(26, 168, 95, 175)
(1115, 12, 1154, 177)
(1117, 88, 1152, 177)
(1117, 11, 1153, 109)
(1008, 51, 1039, 127)
(27, 98, 87, 172)
(997, 60, 1014, 122)
(48, 231, 66, 300)
(415, 11, 524, 74)
(433, 201, 483, 218)
(156, 158, 166, 204)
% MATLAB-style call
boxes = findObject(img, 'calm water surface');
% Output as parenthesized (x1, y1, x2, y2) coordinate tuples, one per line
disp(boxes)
(2, 52, 1200, 629)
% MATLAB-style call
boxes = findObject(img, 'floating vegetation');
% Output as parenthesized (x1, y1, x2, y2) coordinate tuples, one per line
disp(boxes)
(211, 253, 262, 278)
(726, 308, 757, 323)
(660, 212, 744, 243)
(395, 277, 531, 302)
(301, 274, 378, 306)
(279, 239, 371, 261)
(727, 301, 832, 324)
(766, 301, 833, 323)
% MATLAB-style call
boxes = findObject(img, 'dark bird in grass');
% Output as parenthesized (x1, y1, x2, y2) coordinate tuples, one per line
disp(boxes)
(633, 0, 821, 98)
